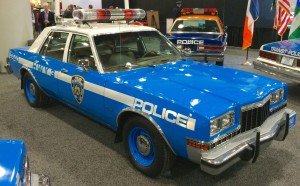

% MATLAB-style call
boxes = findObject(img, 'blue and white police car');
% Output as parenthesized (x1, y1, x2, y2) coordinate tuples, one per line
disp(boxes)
(166, 8, 227, 66)
(6, 8, 296, 177)
(0, 140, 49, 186)
(253, 39, 300, 82)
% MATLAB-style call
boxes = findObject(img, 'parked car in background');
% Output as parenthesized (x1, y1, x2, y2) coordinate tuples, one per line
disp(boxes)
(0, 139, 49, 185)
(166, 8, 227, 66)
(5, 8, 296, 177)
(253, 39, 300, 82)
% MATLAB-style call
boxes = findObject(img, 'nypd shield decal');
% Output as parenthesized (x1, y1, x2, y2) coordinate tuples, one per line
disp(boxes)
(71, 75, 85, 104)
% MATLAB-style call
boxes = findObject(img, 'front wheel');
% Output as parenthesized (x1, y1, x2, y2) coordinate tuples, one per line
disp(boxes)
(23, 72, 48, 108)
(123, 116, 176, 177)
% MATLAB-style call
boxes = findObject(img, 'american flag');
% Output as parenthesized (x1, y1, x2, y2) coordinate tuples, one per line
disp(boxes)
(274, 0, 291, 36)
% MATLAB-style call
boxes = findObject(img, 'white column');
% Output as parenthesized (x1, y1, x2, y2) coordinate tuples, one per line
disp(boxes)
(124, 0, 129, 8)
(55, 0, 60, 16)
(0, 0, 32, 73)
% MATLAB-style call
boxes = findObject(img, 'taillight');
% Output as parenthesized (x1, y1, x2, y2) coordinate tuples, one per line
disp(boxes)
(259, 50, 277, 61)
(203, 46, 224, 50)
(297, 59, 300, 67)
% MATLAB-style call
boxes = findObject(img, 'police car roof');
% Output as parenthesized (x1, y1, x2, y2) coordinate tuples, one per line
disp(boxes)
(51, 23, 156, 36)
(29, 23, 157, 53)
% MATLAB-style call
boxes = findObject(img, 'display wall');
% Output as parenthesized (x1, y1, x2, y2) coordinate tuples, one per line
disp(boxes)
(0, 0, 33, 73)
(102, 0, 286, 49)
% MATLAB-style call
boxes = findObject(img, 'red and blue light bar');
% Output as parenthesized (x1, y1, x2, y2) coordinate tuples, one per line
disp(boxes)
(72, 9, 146, 21)
(181, 8, 218, 16)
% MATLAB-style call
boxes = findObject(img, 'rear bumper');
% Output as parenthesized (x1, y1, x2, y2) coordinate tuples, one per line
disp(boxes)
(253, 58, 300, 83)
(187, 107, 296, 175)
(5, 57, 13, 74)
(186, 53, 224, 62)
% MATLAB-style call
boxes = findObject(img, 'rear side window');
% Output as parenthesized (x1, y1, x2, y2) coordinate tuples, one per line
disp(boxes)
(40, 32, 69, 61)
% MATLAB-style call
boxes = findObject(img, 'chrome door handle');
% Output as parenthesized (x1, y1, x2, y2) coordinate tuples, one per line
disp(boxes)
(61, 68, 68, 73)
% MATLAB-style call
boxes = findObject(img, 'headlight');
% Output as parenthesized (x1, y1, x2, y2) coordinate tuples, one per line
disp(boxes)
(210, 111, 235, 136)
(270, 88, 284, 104)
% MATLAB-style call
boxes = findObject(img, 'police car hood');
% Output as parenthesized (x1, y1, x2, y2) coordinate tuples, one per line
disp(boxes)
(261, 39, 300, 57)
(116, 60, 284, 116)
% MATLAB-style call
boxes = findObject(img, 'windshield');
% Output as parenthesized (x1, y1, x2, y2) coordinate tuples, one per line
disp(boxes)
(171, 19, 220, 33)
(94, 31, 182, 72)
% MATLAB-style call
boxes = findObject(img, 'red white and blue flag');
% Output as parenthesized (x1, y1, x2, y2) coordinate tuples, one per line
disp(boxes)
(242, 0, 259, 49)
(274, 0, 291, 36)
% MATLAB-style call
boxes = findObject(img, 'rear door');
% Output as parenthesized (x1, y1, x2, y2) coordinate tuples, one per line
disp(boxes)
(34, 31, 69, 97)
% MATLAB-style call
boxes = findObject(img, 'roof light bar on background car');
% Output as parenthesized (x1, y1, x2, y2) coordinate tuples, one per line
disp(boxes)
(72, 9, 146, 22)
(181, 8, 218, 16)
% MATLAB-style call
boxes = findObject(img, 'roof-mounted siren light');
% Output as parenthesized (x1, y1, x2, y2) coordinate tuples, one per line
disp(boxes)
(181, 8, 218, 16)
(72, 9, 146, 22)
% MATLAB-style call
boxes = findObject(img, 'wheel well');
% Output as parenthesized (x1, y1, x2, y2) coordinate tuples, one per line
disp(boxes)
(115, 110, 176, 155)
(20, 69, 28, 89)
(115, 111, 140, 143)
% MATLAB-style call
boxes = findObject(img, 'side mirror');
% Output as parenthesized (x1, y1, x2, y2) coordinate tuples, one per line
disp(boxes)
(77, 59, 90, 72)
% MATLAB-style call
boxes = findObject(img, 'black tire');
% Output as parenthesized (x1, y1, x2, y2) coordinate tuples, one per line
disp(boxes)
(123, 116, 176, 177)
(23, 72, 48, 108)
(216, 60, 224, 66)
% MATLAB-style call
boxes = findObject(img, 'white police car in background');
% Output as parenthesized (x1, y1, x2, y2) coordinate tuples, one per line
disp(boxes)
(253, 39, 300, 82)
(6, 8, 296, 177)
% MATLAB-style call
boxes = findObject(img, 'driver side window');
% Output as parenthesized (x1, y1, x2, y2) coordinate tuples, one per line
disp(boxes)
(68, 34, 97, 71)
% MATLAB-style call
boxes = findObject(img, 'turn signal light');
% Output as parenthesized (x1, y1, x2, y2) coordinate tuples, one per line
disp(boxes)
(187, 139, 209, 151)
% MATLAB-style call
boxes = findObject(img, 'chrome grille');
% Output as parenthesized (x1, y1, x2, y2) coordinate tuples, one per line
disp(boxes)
(240, 100, 270, 133)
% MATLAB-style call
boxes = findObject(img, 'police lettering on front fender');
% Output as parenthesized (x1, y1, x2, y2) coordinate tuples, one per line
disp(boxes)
(133, 98, 196, 131)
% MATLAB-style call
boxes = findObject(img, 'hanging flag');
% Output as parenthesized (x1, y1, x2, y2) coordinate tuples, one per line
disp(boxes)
(274, 0, 291, 36)
(289, 0, 300, 39)
(242, 0, 259, 50)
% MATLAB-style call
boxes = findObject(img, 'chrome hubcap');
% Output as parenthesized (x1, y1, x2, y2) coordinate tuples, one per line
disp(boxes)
(136, 135, 151, 156)
(29, 83, 36, 96)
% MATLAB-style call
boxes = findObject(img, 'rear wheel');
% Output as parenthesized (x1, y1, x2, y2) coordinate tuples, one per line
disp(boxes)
(123, 116, 176, 177)
(23, 72, 48, 108)
(216, 60, 224, 66)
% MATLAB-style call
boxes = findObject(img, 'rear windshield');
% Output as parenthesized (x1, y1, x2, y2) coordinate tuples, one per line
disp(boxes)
(171, 19, 220, 33)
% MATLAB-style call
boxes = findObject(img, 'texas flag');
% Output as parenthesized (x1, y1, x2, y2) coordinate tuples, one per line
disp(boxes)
(242, 0, 259, 49)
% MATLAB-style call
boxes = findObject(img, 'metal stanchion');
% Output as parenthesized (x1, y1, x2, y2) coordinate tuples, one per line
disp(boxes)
(241, 48, 252, 66)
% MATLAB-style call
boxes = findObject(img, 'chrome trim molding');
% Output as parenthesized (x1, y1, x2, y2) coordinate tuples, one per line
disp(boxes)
(241, 95, 271, 112)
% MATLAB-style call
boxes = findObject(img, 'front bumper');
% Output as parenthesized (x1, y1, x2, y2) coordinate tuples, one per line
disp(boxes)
(31, 173, 50, 186)
(253, 58, 300, 83)
(187, 107, 296, 175)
